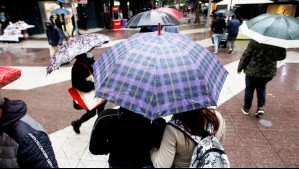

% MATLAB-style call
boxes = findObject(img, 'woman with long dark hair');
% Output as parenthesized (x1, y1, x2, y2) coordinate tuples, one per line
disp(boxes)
(150, 108, 226, 168)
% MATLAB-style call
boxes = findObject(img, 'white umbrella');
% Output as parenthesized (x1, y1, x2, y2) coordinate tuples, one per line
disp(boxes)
(217, 0, 273, 5)
(240, 14, 299, 49)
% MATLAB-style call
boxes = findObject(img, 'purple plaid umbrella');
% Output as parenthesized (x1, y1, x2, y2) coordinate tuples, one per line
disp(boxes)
(47, 33, 111, 74)
(93, 32, 228, 120)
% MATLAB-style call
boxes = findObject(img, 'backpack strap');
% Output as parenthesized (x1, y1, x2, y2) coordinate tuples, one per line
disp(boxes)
(78, 62, 92, 75)
(168, 121, 199, 145)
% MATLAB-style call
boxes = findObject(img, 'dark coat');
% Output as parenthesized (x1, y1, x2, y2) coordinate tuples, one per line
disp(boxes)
(227, 18, 240, 37)
(0, 99, 58, 168)
(238, 40, 287, 78)
(89, 108, 166, 168)
(45, 20, 63, 46)
(71, 54, 95, 110)
(211, 17, 226, 34)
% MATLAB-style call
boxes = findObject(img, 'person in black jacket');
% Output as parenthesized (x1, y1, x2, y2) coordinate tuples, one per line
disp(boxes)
(211, 14, 226, 54)
(0, 94, 58, 168)
(71, 52, 106, 134)
(89, 107, 166, 168)
(45, 20, 63, 59)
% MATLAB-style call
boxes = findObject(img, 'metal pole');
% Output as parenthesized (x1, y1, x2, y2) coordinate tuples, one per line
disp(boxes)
(72, 0, 79, 36)
(205, 0, 212, 27)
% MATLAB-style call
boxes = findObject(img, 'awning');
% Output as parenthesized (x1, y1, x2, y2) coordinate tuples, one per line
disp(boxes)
(217, 0, 274, 5)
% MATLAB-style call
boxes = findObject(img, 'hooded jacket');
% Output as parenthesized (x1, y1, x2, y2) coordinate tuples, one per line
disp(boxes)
(45, 20, 63, 46)
(0, 99, 58, 168)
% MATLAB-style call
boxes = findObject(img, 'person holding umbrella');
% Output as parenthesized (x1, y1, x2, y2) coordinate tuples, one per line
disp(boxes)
(70, 51, 107, 134)
(238, 40, 286, 116)
(45, 19, 64, 59)
(89, 107, 166, 168)
(211, 14, 227, 54)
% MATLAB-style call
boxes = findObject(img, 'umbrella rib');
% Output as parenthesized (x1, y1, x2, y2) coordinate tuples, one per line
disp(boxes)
(169, 35, 196, 111)
(114, 35, 157, 116)
(159, 35, 179, 115)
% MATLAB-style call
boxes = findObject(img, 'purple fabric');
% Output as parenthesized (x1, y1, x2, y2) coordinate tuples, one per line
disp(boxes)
(93, 32, 228, 120)
(47, 33, 111, 74)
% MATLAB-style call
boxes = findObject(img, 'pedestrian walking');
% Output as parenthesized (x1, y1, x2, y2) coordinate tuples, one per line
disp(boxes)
(71, 14, 81, 37)
(211, 14, 226, 54)
(150, 108, 226, 168)
(45, 20, 63, 59)
(227, 15, 241, 54)
(89, 107, 166, 168)
(0, 94, 58, 168)
(238, 40, 287, 116)
(55, 14, 63, 32)
(70, 52, 106, 134)
(81, 12, 88, 31)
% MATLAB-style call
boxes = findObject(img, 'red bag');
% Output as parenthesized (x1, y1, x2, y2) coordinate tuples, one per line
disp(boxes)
(68, 87, 105, 111)
(68, 63, 105, 111)
(0, 66, 22, 89)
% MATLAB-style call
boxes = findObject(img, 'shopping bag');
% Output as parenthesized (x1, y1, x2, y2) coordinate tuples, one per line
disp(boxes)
(68, 87, 105, 111)
(0, 66, 22, 89)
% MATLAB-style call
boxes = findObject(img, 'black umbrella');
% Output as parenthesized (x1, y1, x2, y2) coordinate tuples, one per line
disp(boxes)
(215, 9, 235, 17)
(126, 10, 181, 28)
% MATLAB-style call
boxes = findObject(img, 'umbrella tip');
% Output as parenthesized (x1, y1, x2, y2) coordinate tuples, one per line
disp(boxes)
(158, 23, 161, 36)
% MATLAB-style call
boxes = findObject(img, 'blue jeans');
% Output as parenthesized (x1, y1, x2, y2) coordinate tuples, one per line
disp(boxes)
(213, 33, 222, 52)
(244, 75, 273, 110)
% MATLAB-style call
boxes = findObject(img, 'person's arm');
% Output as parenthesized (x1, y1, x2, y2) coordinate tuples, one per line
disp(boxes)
(277, 48, 287, 61)
(56, 28, 63, 46)
(150, 125, 176, 168)
(237, 40, 256, 73)
(89, 111, 110, 155)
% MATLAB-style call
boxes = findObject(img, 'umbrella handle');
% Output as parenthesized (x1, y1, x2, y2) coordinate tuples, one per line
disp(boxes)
(158, 23, 161, 36)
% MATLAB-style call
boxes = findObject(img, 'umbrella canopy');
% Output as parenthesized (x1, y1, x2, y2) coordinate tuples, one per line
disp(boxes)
(93, 32, 228, 120)
(51, 8, 71, 15)
(240, 14, 299, 48)
(126, 10, 181, 28)
(0, 66, 21, 89)
(154, 7, 183, 20)
(217, 0, 273, 5)
(47, 33, 111, 74)
(215, 9, 235, 17)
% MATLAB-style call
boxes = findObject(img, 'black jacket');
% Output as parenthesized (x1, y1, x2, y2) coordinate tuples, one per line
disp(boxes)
(0, 99, 58, 168)
(71, 54, 95, 109)
(211, 18, 226, 34)
(89, 108, 166, 168)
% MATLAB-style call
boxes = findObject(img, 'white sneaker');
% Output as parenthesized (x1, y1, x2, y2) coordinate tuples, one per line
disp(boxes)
(256, 107, 264, 116)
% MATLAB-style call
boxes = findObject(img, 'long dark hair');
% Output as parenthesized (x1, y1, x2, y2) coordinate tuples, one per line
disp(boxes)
(172, 108, 220, 143)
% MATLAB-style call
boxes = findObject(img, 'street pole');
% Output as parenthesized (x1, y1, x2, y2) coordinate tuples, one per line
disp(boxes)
(72, 0, 79, 36)
(205, 0, 212, 28)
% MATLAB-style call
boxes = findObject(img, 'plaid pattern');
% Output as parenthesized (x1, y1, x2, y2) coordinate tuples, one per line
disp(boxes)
(93, 32, 228, 120)
(47, 33, 111, 74)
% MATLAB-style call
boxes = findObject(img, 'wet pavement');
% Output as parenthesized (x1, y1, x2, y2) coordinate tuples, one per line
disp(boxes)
(1, 21, 299, 168)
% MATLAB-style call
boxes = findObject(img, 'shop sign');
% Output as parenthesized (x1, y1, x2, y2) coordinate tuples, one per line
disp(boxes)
(76, 0, 88, 4)
(112, 6, 120, 11)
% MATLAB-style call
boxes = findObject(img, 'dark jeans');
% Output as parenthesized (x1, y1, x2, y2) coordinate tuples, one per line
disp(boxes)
(77, 102, 106, 125)
(244, 75, 273, 110)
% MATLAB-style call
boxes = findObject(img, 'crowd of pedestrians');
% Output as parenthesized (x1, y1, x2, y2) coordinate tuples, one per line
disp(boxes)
(0, 7, 290, 168)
